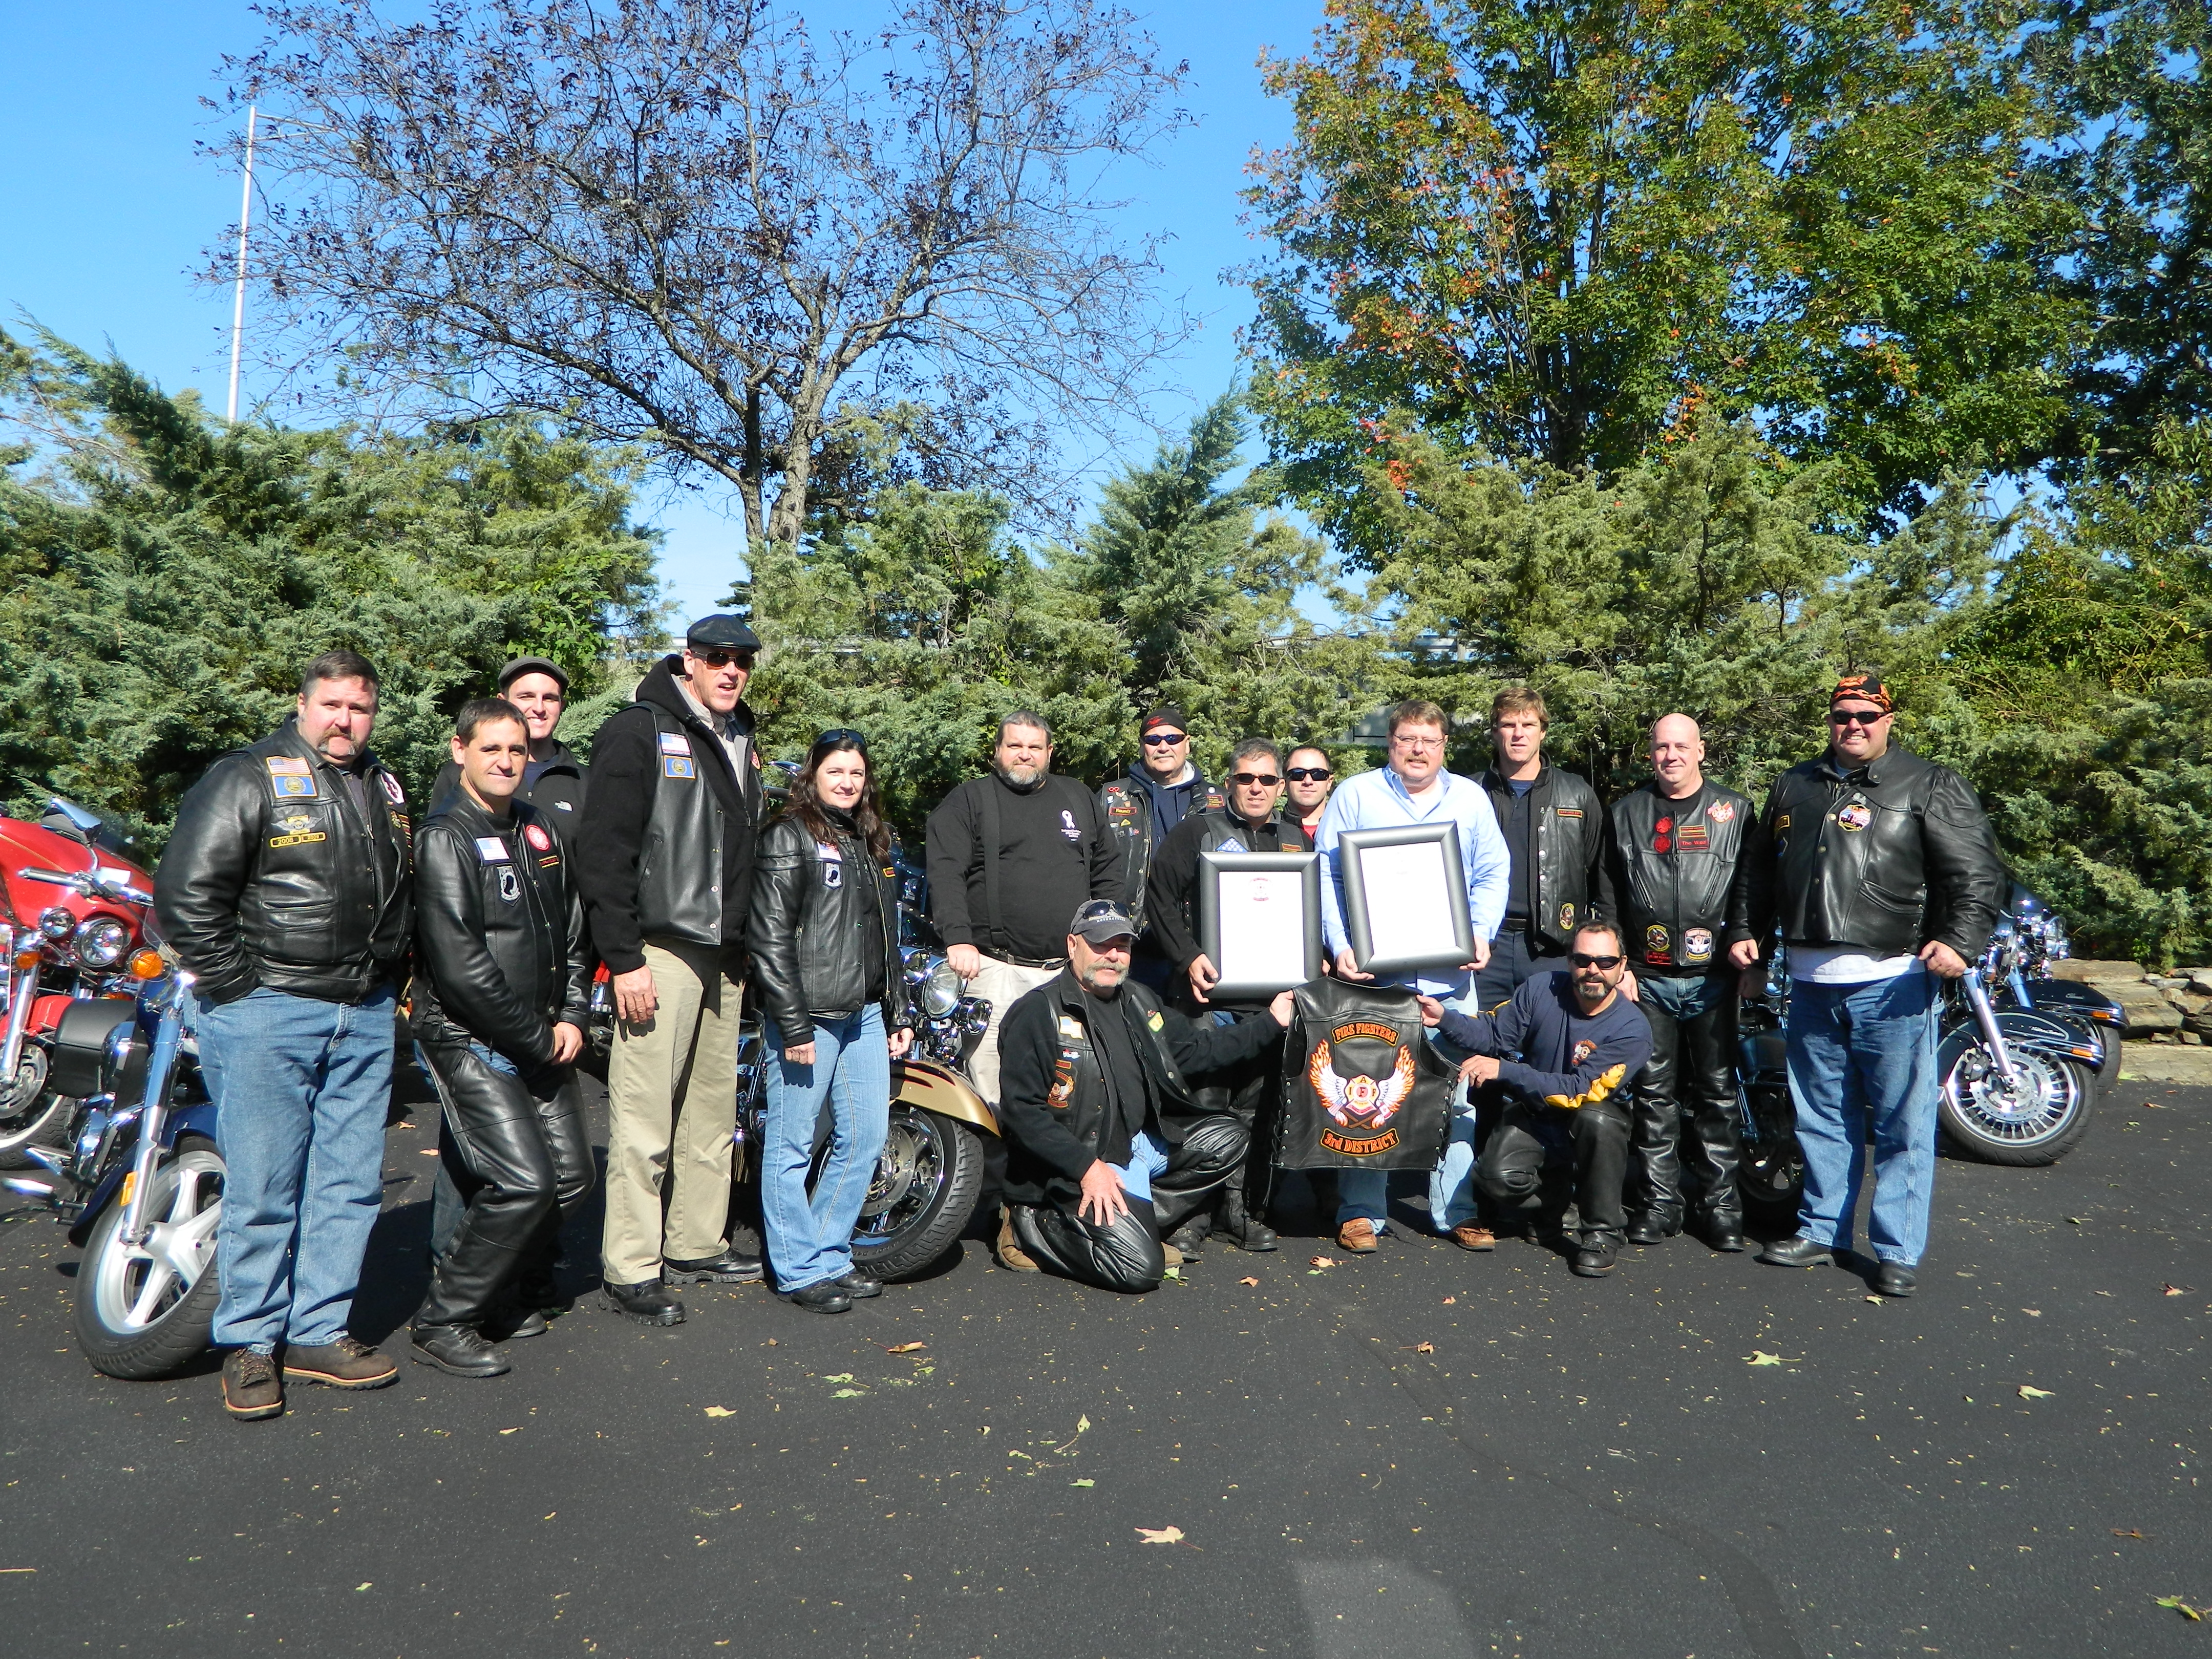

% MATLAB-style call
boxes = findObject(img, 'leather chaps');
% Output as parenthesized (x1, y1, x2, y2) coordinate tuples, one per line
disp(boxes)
(1009, 1112, 1246, 1292)
(418, 1041, 594, 1330)
(1476, 1095, 1634, 1247)
(1629, 985, 1743, 1232)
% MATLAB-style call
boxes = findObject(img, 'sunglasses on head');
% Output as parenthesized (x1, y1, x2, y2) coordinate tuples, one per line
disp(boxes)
(1830, 707, 1887, 727)
(815, 726, 868, 753)
(689, 648, 755, 670)
(1141, 731, 1187, 747)
(1569, 952, 1623, 970)
(1229, 771, 1282, 788)
(1284, 765, 1332, 782)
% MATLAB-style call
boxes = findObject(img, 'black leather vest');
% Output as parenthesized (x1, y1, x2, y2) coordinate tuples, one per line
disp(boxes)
(1607, 780, 1752, 974)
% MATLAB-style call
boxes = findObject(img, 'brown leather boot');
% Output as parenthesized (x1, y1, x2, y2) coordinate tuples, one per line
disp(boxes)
(1337, 1218, 1379, 1253)
(282, 1335, 398, 1390)
(995, 1208, 1040, 1273)
(221, 1348, 284, 1421)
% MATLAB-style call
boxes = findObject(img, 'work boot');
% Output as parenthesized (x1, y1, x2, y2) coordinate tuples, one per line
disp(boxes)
(1165, 1216, 1210, 1261)
(995, 1209, 1040, 1273)
(1625, 1213, 1671, 1247)
(1336, 1218, 1379, 1254)
(663, 1248, 763, 1285)
(411, 1324, 512, 1378)
(604, 1277, 686, 1325)
(1448, 1222, 1497, 1251)
(1570, 1238, 1619, 1277)
(282, 1335, 399, 1390)
(1211, 1187, 1280, 1252)
(221, 1348, 284, 1421)
(484, 1302, 549, 1341)
(1758, 1235, 1833, 1269)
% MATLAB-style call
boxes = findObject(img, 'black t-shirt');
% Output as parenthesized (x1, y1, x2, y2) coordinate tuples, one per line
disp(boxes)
(924, 772, 1121, 960)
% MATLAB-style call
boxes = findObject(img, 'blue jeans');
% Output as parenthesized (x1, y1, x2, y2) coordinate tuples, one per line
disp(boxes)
(1786, 969, 1940, 1265)
(1113, 1130, 1171, 1199)
(196, 984, 397, 1352)
(761, 1007, 891, 1292)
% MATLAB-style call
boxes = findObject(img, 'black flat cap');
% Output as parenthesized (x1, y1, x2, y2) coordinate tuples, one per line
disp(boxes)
(685, 614, 761, 653)
(497, 655, 569, 694)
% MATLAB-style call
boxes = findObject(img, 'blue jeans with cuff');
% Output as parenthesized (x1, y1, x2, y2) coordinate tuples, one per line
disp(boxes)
(761, 1006, 891, 1292)
(1786, 968, 1940, 1266)
(197, 983, 396, 1353)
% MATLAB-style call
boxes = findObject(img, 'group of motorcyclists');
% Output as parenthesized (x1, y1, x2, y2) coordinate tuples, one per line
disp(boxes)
(150, 623, 2009, 1422)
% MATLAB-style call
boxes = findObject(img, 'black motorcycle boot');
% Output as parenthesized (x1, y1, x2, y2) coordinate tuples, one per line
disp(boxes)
(782, 1280, 854, 1314)
(411, 1323, 513, 1378)
(604, 1277, 686, 1325)
(1700, 1208, 1747, 1252)
(1165, 1215, 1211, 1261)
(1758, 1235, 1832, 1268)
(1625, 1213, 1674, 1247)
(1872, 1261, 1918, 1297)
(664, 1247, 764, 1285)
(833, 1270, 884, 1299)
(1570, 1237, 1619, 1277)
(1211, 1186, 1280, 1252)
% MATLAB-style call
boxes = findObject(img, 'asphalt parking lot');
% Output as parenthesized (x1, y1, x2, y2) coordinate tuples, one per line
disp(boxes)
(1, 1082, 2206, 1659)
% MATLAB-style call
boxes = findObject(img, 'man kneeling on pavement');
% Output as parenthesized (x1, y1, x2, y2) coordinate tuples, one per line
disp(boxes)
(1419, 921, 1653, 1279)
(993, 900, 1295, 1292)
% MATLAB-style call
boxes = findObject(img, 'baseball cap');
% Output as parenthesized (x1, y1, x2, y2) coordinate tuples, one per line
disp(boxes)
(1140, 705, 1188, 737)
(497, 655, 569, 694)
(1069, 899, 1137, 945)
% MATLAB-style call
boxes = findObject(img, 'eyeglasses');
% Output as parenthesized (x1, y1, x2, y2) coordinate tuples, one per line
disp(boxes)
(1392, 734, 1444, 751)
(1830, 707, 1886, 728)
(1229, 772, 1282, 788)
(1141, 731, 1187, 747)
(689, 648, 755, 671)
(1569, 952, 1624, 970)
(815, 727, 869, 753)
(1284, 766, 1332, 782)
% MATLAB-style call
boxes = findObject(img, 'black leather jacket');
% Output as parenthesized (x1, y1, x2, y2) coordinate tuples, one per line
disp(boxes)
(1732, 744, 2008, 962)
(1605, 779, 1754, 975)
(746, 813, 913, 1050)
(155, 722, 414, 1006)
(432, 737, 587, 839)
(994, 970, 1279, 1206)
(1479, 763, 1607, 949)
(1099, 767, 1224, 934)
(1143, 809, 1311, 1010)
(410, 790, 590, 1068)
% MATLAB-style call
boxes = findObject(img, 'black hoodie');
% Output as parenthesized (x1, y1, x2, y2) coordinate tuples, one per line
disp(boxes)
(574, 655, 761, 974)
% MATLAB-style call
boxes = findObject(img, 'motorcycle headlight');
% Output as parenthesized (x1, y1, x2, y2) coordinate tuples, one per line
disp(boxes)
(74, 915, 131, 969)
(2042, 914, 2070, 958)
(922, 959, 963, 1019)
(900, 947, 933, 983)
(39, 906, 75, 941)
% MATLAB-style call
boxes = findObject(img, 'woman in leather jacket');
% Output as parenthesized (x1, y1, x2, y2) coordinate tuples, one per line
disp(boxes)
(746, 731, 915, 1312)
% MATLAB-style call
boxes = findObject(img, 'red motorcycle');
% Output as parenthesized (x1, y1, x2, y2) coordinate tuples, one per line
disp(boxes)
(1, 799, 157, 1178)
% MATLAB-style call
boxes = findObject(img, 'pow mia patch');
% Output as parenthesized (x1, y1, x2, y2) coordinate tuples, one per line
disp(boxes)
(821, 860, 843, 889)
(1836, 801, 1874, 832)
(497, 866, 520, 903)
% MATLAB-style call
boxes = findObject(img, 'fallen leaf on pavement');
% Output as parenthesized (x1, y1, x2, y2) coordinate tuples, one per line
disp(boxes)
(1136, 1526, 1185, 1545)
(1744, 1351, 1798, 1367)
(2023, 1308, 2041, 1316)
(1415, 1341, 1434, 1354)
(419, 1148, 439, 1156)
(822, 1373, 854, 1384)
(2161, 1284, 2188, 1296)
(1441, 1296, 1456, 1305)
(2018, 1385, 2054, 1399)
(704, 1407, 735, 1418)
(498, 1428, 520, 1435)
(883, 1342, 927, 1353)
(1161, 1265, 1182, 1281)
(2155, 1596, 2203, 1621)
(764, 1338, 778, 1346)
(2066, 1216, 2086, 1225)
(1865, 1296, 1885, 1305)
(1238, 1276, 1259, 1287)
(1076, 1415, 1090, 1434)
(1310, 1255, 1340, 1268)
(355, 1583, 372, 1591)
(2113, 1529, 2145, 1539)
(1069, 1479, 1094, 1488)
(830, 1389, 867, 1399)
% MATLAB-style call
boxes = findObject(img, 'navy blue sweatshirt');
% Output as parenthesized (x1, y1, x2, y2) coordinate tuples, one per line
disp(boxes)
(1437, 971, 1651, 1110)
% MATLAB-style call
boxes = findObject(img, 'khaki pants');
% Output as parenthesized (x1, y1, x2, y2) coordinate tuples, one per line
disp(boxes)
(963, 955, 1062, 1107)
(602, 939, 745, 1285)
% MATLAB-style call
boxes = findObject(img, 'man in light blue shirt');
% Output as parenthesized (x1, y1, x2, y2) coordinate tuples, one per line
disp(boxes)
(1314, 699, 1511, 1251)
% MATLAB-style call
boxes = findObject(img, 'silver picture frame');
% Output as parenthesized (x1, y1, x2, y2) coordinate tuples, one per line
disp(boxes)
(1197, 848, 1321, 997)
(1336, 821, 1474, 977)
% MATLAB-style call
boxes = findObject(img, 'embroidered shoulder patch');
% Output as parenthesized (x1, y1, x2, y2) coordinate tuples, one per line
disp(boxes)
(523, 822, 553, 853)
(658, 732, 691, 756)
(475, 836, 510, 863)
(264, 755, 310, 775)
(381, 773, 406, 804)
(1057, 1015, 1086, 1041)
(1708, 799, 1736, 823)
(1145, 1010, 1164, 1032)
(663, 756, 696, 780)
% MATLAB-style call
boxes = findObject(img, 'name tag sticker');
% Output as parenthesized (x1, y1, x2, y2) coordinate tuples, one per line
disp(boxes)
(663, 756, 696, 780)
(475, 836, 510, 862)
(658, 732, 692, 756)
(265, 755, 311, 775)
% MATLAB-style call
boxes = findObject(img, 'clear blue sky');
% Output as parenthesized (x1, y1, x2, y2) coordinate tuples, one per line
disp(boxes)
(0, 2, 1327, 623)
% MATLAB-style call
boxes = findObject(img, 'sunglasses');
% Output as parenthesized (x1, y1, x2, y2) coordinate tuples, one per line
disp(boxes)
(1284, 766, 1332, 782)
(1569, 952, 1624, 970)
(1141, 731, 1187, 747)
(815, 727, 869, 753)
(689, 648, 755, 670)
(1830, 707, 1887, 727)
(1229, 772, 1282, 788)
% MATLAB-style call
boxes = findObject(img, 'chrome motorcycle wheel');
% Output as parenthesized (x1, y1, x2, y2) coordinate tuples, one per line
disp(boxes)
(840, 1105, 984, 1283)
(0, 1043, 66, 1168)
(1939, 1046, 2093, 1166)
(75, 1137, 224, 1378)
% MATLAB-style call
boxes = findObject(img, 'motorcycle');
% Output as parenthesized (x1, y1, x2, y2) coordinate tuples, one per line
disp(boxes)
(1733, 886, 2112, 1218)
(1, 799, 160, 1168)
(1, 946, 223, 1378)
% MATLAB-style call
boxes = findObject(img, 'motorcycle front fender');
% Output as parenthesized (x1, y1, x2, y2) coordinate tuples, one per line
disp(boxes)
(1937, 1008, 2104, 1078)
(65, 1099, 218, 1248)
(891, 1056, 999, 1138)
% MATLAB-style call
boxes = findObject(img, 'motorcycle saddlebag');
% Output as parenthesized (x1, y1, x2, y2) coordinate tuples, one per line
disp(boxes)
(50, 995, 140, 1100)
(1275, 980, 1455, 1170)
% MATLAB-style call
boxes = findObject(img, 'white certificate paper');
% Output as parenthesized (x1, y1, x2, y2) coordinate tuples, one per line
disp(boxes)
(1215, 868, 1307, 986)
(1357, 841, 1462, 964)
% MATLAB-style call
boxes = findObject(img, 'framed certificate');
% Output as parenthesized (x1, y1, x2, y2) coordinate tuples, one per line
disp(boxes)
(1336, 822, 1474, 977)
(1197, 848, 1321, 997)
